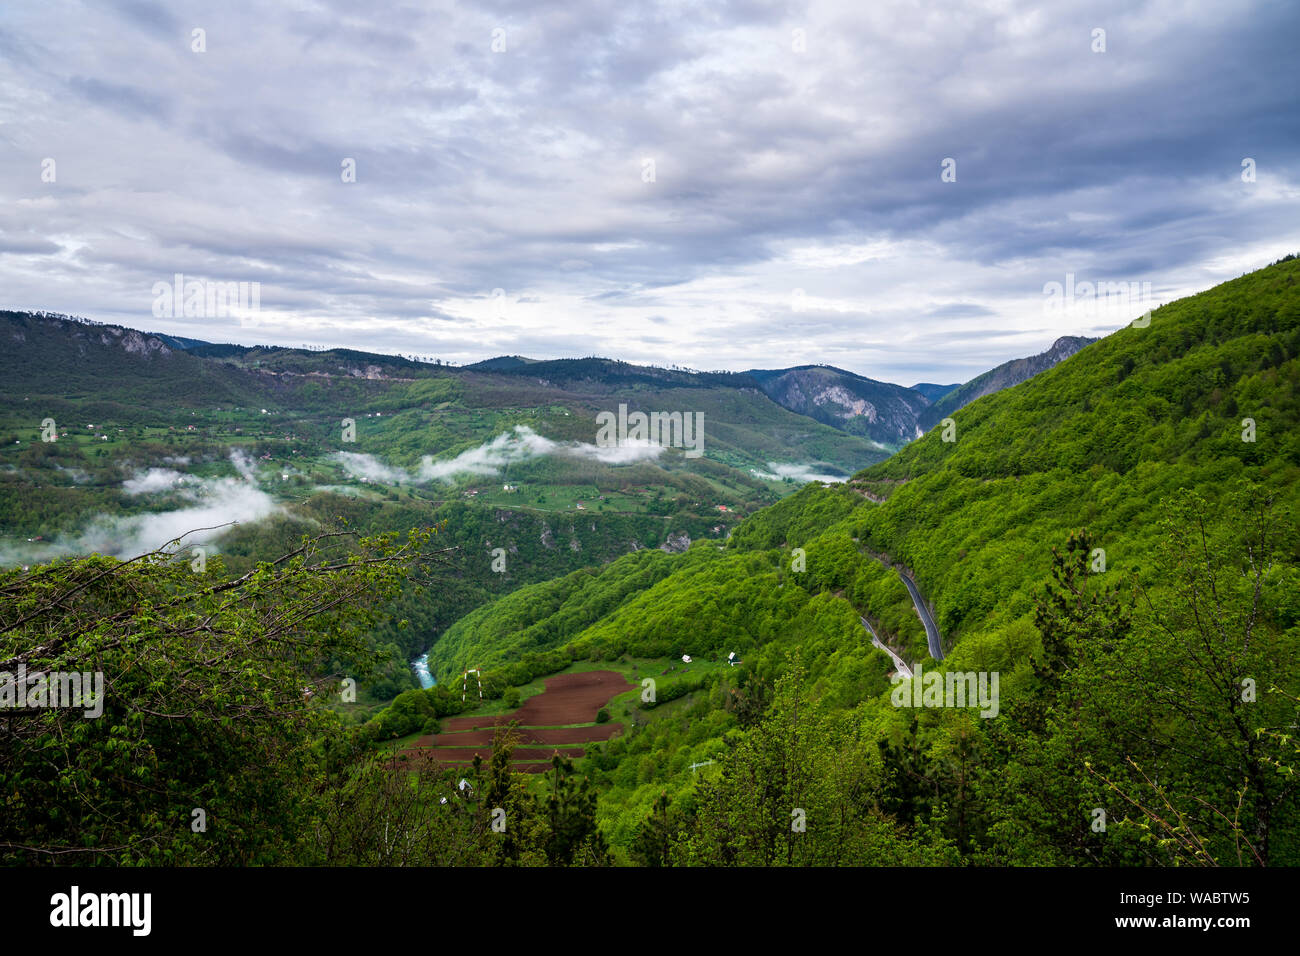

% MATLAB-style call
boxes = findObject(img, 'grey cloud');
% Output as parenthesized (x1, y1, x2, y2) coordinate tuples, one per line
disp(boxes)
(68, 76, 172, 121)
(0, 233, 60, 255)
(0, 0, 1295, 385)
(926, 303, 997, 319)
(104, 0, 182, 40)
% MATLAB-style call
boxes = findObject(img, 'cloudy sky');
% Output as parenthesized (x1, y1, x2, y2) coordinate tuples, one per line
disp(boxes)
(1, 0, 1297, 385)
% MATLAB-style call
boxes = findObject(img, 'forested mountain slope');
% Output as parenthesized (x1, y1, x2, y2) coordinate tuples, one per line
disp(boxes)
(745, 337, 1100, 448)
(0, 311, 883, 715)
(917, 334, 1098, 430)
(431, 255, 1300, 683)
(410, 255, 1300, 864)
(745, 364, 930, 446)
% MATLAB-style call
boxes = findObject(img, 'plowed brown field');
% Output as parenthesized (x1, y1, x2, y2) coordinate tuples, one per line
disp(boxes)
(400, 669, 635, 772)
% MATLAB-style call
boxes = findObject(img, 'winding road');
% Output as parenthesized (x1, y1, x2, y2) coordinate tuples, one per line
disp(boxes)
(859, 616, 912, 678)
(850, 540, 946, 667)
(896, 570, 944, 661)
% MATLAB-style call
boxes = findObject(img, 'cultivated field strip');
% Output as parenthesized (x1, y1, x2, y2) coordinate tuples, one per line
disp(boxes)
(400, 670, 636, 772)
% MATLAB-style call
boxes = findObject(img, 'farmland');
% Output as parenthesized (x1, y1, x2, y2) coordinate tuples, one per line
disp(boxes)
(398, 669, 637, 772)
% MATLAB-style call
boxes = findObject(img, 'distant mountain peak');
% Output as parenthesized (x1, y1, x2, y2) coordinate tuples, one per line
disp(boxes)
(744, 365, 929, 446)
(919, 334, 1099, 429)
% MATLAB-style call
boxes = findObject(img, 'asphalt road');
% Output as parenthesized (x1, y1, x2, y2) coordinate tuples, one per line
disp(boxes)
(860, 616, 913, 678)
(896, 570, 944, 661)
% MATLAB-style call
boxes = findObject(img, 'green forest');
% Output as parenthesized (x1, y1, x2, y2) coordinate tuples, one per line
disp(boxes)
(2, 256, 1298, 866)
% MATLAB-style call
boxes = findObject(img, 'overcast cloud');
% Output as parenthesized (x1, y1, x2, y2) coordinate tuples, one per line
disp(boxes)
(1, 0, 1297, 383)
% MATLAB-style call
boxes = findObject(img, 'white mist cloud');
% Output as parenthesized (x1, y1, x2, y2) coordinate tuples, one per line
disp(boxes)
(417, 426, 560, 481)
(332, 426, 664, 486)
(568, 439, 664, 464)
(333, 452, 411, 485)
(75, 477, 278, 558)
(751, 463, 847, 484)
(1, 451, 280, 566)
(123, 467, 189, 495)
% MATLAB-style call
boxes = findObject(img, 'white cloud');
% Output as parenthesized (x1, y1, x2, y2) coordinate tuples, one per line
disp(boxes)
(751, 463, 847, 484)
(567, 439, 664, 465)
(416, 427, 562, 481)
(334, 452, 411, 485)
(332, 426, 665, 486)
(123, 467, 189, 495)
(0, 0, 1297, 384)
(1, 451, 280, 565)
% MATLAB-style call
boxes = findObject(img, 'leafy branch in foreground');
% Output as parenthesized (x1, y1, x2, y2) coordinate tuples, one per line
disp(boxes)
(0, 525, 451, 865)
(1070, 486, 1299, 865)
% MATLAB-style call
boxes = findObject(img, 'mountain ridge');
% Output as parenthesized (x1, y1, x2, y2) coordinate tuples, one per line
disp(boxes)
(917, 334, 1098, 430)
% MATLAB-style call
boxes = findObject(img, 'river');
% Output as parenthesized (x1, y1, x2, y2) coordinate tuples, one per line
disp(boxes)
(412, 651, 436, 689)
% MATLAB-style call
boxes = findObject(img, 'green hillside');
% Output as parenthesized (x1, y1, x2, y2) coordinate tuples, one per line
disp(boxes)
(854, 254, 1299, 648)
(917, 334, 1098, 430)
(0, 311, 894, 717)
(5, 256, 1298, 866)
(399, 255, 1300, 864)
